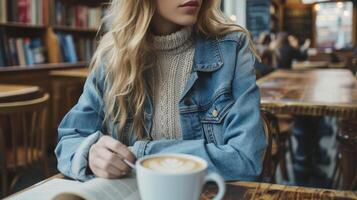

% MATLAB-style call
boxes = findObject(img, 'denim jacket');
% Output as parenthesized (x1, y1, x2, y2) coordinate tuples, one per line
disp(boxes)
(55, 31, 267, 182)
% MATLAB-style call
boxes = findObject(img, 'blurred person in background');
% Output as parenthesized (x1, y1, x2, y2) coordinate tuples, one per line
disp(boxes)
(255, 32, 272, 56)
(254, 32, 274, 78)
(270, 32, 310, 69)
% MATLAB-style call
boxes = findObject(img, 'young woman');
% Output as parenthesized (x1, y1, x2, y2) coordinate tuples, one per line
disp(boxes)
(55, 0, 267, 181)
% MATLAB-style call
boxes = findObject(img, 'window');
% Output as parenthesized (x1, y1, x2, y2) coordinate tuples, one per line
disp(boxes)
(315, 2, 353, 49)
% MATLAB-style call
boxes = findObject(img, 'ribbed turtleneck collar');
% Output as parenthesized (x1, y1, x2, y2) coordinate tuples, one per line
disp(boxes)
(152, 26, 193, 52)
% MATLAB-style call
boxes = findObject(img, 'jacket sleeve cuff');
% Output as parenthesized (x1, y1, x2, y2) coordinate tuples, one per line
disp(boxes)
(71, 131, 103, 181)
(130, 140, 150, 159)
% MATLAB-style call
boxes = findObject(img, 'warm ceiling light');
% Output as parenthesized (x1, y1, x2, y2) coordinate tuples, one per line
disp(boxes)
(314, 4, 321, 11)
(337, 2, 344, 8)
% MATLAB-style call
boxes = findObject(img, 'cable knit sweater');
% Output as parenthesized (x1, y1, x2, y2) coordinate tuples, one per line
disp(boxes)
(150, 26, 195, 140)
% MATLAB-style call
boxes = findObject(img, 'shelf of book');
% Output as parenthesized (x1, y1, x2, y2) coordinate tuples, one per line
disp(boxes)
(0, 22, 47, 30)
(0, 0, 106, 70)
(0, 0, 107, 150)
(53, 25, 99, 34)
(0, 61, 88, 73)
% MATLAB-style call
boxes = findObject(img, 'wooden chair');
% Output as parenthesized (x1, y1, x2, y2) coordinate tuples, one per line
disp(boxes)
(0, 93, 50, 197)
(260, 110, 280, 183)
(333, 120, 357, 190)
(351, 57, 357, 76)
(276, 114, 294, 182)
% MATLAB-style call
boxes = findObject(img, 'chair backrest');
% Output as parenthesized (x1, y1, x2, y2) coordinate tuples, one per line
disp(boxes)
(259, 110, 280, 182)
(352, 57, 357, 77)
(0, 93, 50, 170)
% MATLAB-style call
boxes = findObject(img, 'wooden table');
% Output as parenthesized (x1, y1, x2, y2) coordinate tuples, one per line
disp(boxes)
(258, 69, 357, 189)
(0, 84, 40, 103)
(0, 84, 41, 142)
(292, 61, 346, 70)
(292, 61, 329, 70)
(258, 69, 357, 118)
(6, 174, 357, 200)
(203, 181, 357, 199)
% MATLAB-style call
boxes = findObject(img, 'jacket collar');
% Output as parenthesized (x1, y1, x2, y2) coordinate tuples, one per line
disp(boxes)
(192, 36, 224, 72)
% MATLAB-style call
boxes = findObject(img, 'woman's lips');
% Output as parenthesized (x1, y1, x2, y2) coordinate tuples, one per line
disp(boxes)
(179, 0, 199, 8)
(179, 0, 199, 13)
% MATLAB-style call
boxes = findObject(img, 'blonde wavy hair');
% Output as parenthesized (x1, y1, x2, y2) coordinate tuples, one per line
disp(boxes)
(90, 0, 258, 139)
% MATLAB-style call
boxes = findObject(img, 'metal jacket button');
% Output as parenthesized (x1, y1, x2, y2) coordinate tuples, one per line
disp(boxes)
(212, 109, 219, 117)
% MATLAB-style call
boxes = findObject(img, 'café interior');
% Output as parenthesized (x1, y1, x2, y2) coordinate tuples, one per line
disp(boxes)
(0, 0, 356, 199)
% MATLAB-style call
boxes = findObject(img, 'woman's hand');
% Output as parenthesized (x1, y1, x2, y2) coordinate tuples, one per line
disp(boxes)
(89, 135, 136, 179)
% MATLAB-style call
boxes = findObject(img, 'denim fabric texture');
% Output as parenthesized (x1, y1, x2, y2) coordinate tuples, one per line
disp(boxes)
(55, 31, 267, 182)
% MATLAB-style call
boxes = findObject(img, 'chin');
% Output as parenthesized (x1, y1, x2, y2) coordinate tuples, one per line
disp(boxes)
(176, 17, 198, 26)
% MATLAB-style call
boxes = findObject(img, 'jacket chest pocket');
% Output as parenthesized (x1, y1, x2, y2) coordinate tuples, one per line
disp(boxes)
(201, 92, 234, 144)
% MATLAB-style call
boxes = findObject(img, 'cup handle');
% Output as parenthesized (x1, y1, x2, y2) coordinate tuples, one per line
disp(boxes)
(204, 173, 226, 200)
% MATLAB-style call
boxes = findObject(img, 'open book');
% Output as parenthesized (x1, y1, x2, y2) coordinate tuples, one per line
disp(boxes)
(7, 175, 140, 200)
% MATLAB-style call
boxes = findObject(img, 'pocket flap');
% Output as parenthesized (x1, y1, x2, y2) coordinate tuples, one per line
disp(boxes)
(201, 93, 234, 124)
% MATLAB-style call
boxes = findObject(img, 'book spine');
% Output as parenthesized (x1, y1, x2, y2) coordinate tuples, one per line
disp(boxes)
(0, 46, 4, 66)
(54, 1, 104, 29)
(70, 6, 75, 26)
(46, 28, 60, 63)
(31, 0, 36, 24)
(65, 34, 77, 63)
(82, 6, 88, 28)
(42, 0, 48, 25)
(30, 38, 45, 64)
(23, 38, 34, 65)
(78, 38, 84, 61)
(57, 34, 68, 62)
(75, 6, 80, 27)
(0, 31, 5, 66)
(16, 38, 26, 66)
(85, 39, 91, 61)
(55, 1, 61, 25)
(9, 38, 19, 66)
(38, 0, 43, 25)
(18, 0, 28, 23)
(27, 0, 32, 24)
(0, 0, 7, 22)
(0, 29, 12, 66)
(11, 0, 18, 22)
(30, 0, 34, 24)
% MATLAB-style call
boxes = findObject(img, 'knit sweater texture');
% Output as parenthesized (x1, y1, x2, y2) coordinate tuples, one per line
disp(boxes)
(150, 26, 195, 140)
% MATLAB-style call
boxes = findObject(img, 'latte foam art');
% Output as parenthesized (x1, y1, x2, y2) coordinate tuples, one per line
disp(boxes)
(142, 157, 202, 173)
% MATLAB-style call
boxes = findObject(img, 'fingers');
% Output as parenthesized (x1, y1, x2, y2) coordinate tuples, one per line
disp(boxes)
(92, 156, 122, 176)
(95, 145, 130, 172)
(97, 136, 136, 162)
(90, 163, 121, 179)
(89, 147, 128, 179)
(88, 136, 136, 179)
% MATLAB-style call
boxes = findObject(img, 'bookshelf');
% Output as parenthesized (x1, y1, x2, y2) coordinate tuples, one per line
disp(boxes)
(0, 22, 47, 30)
(0, 61, 88, 72)
(283, 4, 313, 43)
(0, 0, 108, 71)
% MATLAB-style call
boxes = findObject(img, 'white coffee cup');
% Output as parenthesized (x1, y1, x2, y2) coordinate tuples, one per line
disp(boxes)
(136, 153, 225, 200)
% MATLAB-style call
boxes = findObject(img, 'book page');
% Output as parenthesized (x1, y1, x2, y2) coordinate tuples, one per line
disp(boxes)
(6, 176, 140, 200)
(5, 179, 82, 200)
(54, 176, 140, 200)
